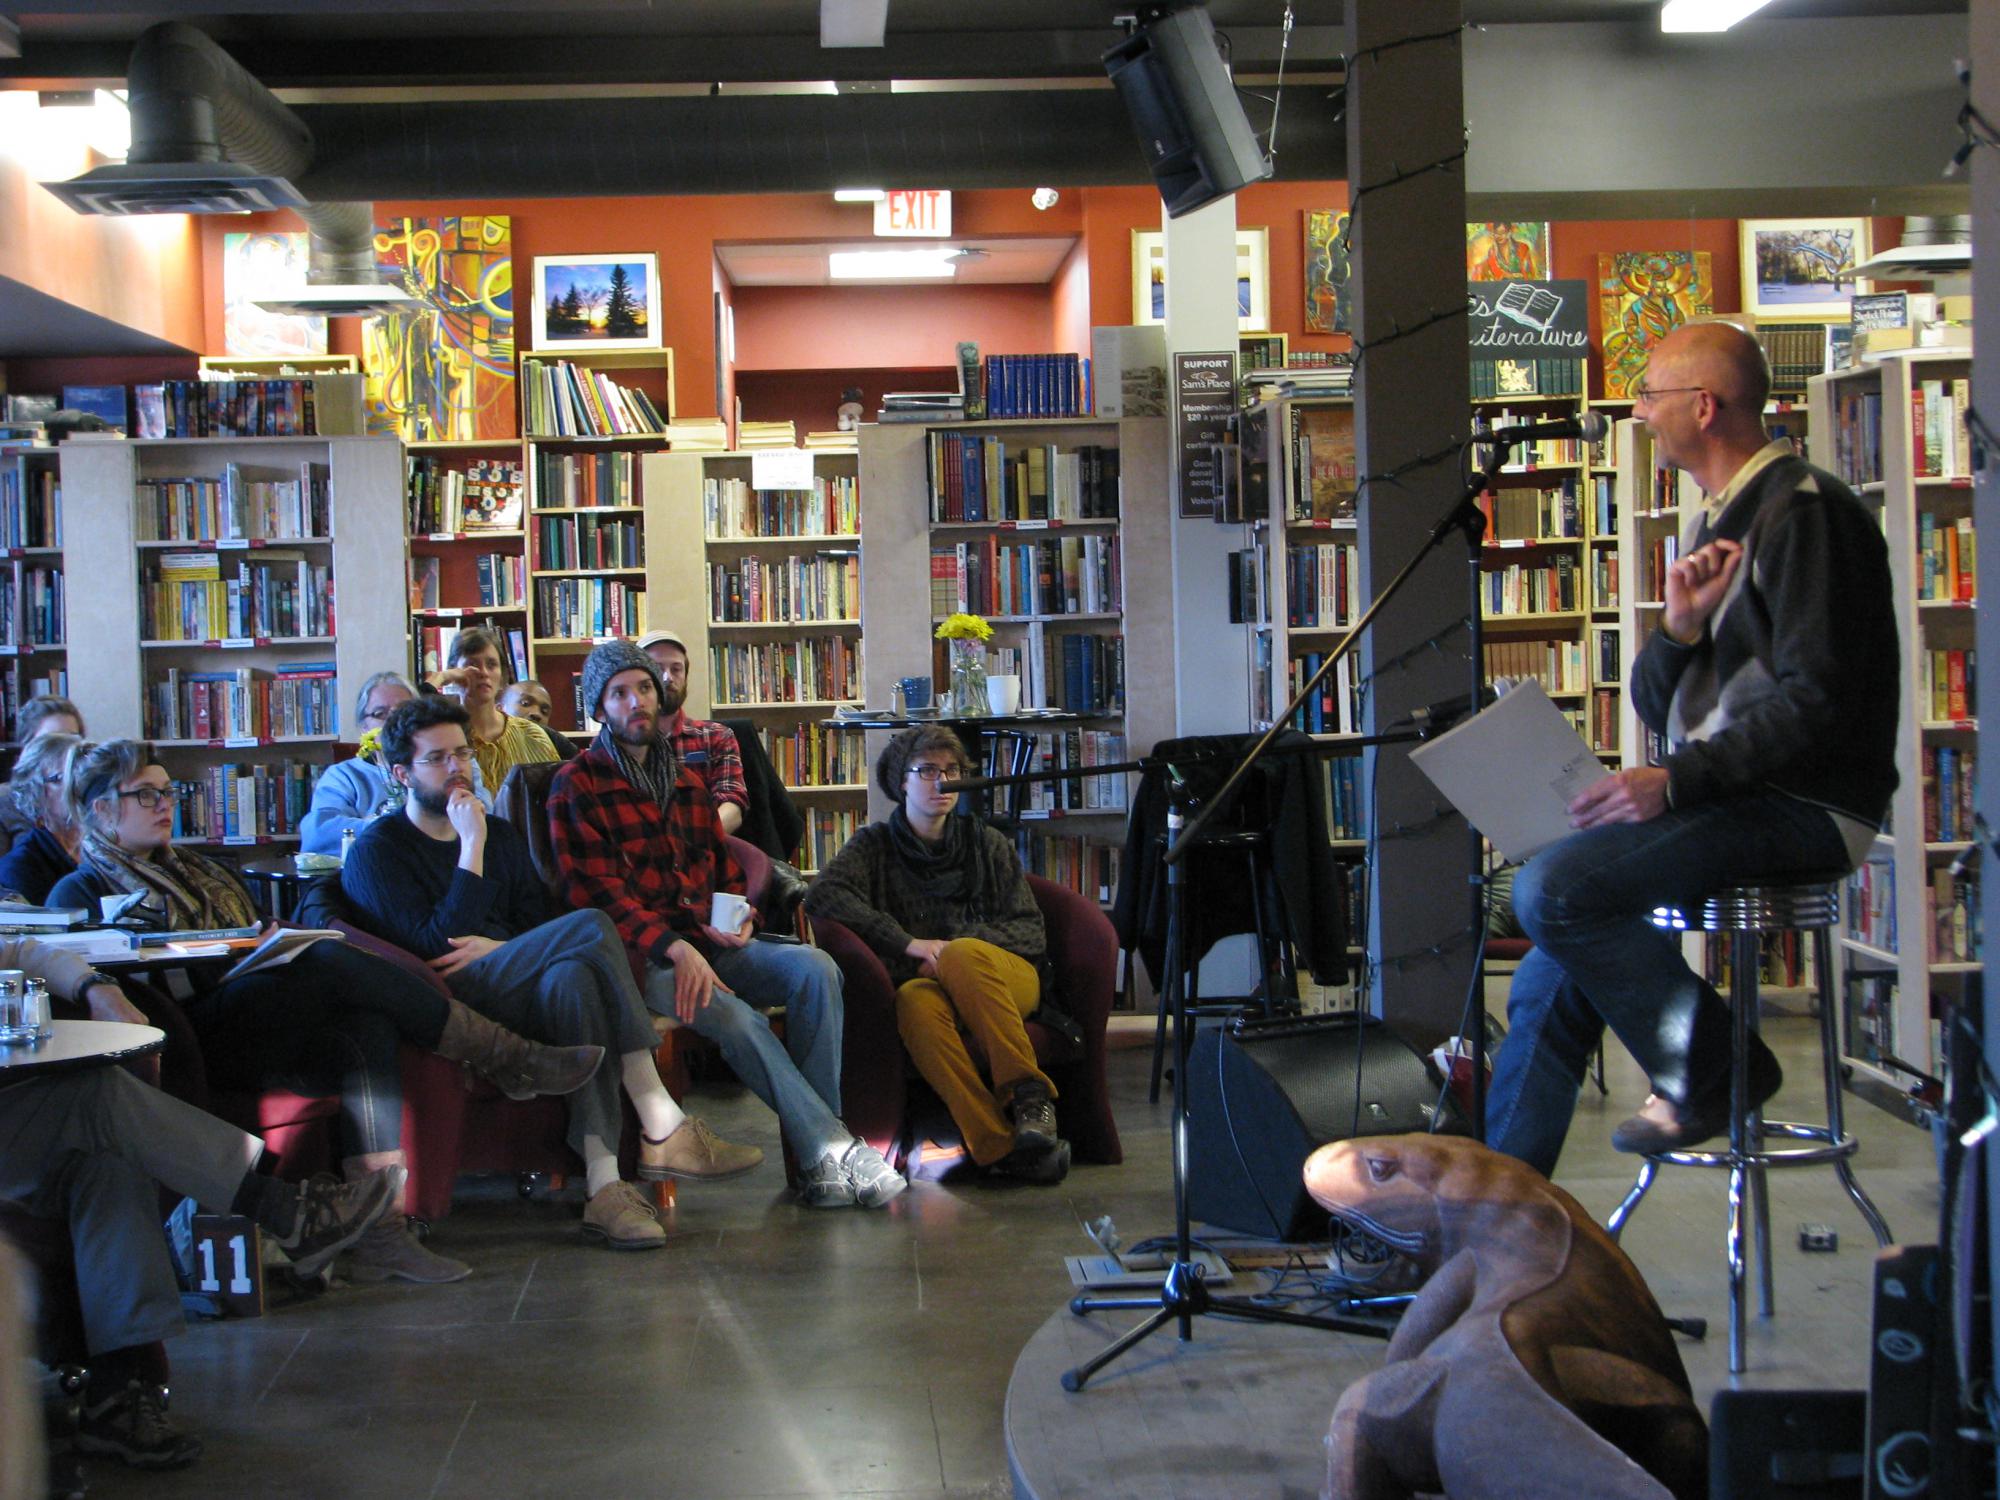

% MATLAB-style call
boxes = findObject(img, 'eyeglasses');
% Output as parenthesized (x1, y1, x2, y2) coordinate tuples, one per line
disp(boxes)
(118, 786, 179, 809)
(415, 747, 478, 770)
(1633, 383, 1708, 405)
(907, 764, 958, 783)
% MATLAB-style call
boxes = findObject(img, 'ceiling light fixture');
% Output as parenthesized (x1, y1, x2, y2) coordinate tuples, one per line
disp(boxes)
(1659, 0, 1775, 33)
(828, 249, 956, 279)
(833, 187, 886, 202)
(1031, 187, 1060, 211)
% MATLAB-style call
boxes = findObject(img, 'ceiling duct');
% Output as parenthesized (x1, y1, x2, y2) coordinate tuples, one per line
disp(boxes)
(41, 22, 414, 316)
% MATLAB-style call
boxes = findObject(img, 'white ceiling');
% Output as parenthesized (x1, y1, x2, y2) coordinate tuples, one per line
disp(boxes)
(716, 235, 1078, 287)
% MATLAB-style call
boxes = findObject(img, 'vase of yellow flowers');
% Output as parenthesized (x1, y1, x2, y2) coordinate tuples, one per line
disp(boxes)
(356, 727, 406, 815)
(935, 612, 994, 716)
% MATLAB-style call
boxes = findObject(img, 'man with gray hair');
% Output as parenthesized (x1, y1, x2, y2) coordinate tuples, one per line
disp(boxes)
(301, 670, 487, 854)
(547, 640, 905, 1210)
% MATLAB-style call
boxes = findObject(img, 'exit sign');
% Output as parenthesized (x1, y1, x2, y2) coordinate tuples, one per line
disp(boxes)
(875, 190, 951, 237)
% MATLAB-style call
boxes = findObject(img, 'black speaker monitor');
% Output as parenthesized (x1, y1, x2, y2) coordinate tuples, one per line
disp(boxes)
(1104, 6, 1274, 220)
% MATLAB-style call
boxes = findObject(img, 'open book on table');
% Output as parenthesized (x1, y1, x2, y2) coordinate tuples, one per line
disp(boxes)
(222, 927, 346, 984)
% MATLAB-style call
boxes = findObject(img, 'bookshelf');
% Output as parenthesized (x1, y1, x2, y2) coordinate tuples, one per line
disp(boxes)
(656, 448, 869, 874)
(60, 434, 406, 848)
(858, 415, 1173, 909)
(0, 445, 68, 741)
(1809, 348, 1979, 1102)
(405, 438, 530, 681)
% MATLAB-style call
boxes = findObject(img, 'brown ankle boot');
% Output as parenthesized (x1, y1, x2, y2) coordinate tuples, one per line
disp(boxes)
(339, 1151, 472, 1284)
(436, 999, 603, 1100)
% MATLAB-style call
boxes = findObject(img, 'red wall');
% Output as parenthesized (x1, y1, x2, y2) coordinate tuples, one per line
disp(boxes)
(733, 283, 1055, 372)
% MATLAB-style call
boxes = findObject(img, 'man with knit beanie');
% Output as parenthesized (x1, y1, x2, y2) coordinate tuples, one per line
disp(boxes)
(547, 640, 905, 1210)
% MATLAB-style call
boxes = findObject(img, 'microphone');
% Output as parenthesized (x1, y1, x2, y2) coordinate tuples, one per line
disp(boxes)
(1395, 687, 1496, 735)
(1477, 410, 1610, 448)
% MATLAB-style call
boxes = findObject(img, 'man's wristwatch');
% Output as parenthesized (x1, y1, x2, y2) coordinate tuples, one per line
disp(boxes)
(81, 970, 122, 994)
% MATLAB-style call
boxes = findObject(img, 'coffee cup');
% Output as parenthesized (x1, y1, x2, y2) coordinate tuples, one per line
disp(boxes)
(986, 674, 1022, 716)
(898, 675, 934, 712)
(710, 891, 751, 933)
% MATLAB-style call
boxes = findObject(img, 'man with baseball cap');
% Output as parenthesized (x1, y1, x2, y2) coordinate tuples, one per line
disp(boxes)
(547, 640, 906, 1210)
(636, 626, 748, 837)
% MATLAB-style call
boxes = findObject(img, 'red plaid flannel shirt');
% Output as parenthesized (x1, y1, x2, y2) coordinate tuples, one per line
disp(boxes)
(546, 737, 747, 973)
(666, 711, 747, 813)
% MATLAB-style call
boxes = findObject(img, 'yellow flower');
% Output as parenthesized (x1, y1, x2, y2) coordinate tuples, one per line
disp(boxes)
(934, 612, 994, 643)
(357, 727, 383, 763)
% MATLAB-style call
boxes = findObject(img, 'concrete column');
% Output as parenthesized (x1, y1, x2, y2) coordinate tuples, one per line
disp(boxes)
(1346, 0, 1475, 1041)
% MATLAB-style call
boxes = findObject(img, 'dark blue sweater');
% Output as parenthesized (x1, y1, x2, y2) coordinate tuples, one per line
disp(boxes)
(341, 811, 554, 961)
(0, 827, 78, 905)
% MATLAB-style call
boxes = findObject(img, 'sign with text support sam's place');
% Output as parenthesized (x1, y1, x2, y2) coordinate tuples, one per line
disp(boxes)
(1468, 279, 1590, 358)
(1173, 351, 1237, 520)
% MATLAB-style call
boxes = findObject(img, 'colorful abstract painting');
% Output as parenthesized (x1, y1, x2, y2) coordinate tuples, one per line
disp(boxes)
(1597, 251, 1715, 400)
(1304, 210, 1352, 334)
(222, 231, 328, 357)
(364, 216, 517, 442)
(1467, 222, 1549, 282)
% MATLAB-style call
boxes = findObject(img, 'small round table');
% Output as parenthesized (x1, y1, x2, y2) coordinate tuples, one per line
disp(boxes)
(0, 1019, 165, 1081)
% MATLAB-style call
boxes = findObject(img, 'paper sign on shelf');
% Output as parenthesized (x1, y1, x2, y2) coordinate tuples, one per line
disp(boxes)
(750, 448, 815, 493)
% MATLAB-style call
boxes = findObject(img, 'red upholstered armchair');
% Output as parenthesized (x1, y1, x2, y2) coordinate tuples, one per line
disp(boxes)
(810, 873, 1123, 1171)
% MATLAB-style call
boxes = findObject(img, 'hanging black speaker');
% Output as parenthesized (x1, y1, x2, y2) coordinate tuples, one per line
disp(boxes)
(1103, 6, 1274, 219)
(1185, 1014, 1460, 1242)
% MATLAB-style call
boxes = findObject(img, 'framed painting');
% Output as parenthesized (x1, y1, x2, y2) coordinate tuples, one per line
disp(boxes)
(1304, 209, 1352, 334)
(223, 231, 328, 358)
(366, 215, 517, 442)
(530, 253, 662, 351)
(1467, 222, 1549, 282)
(1739, 218, 1871, 321)
(1597, 251, 1714, 401)
(1131, 227, 1269, 331)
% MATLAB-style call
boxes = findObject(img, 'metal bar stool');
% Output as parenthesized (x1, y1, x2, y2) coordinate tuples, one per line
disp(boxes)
(1604, 875, 1894, 1372)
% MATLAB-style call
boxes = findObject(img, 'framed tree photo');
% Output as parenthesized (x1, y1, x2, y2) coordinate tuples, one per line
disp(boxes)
(530, 253, 661, 351)
(1131, 227, 1269, 330)
(1739, 218, 1870, 321)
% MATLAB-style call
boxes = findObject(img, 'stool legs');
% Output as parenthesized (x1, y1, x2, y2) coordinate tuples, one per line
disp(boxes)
(1816, 929, 1893, 1249)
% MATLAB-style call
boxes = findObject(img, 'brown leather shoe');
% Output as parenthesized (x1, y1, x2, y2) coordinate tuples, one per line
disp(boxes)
(581, 1181, 667, 1250)
(638, 1116, 764, 1181)
(1612, 1042, 1783, 1155)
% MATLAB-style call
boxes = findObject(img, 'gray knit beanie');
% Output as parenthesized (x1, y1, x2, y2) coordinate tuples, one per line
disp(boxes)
(580, 638, 663, 720)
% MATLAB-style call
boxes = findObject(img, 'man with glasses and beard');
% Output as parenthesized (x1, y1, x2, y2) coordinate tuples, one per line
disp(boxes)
(636, 627, 747, 837)
(548, 640, 905, 1210)
(341, 695, 764, 1255)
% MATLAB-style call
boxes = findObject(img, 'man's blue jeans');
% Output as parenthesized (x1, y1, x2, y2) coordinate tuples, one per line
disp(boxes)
(1486, 791, 1850, 1178)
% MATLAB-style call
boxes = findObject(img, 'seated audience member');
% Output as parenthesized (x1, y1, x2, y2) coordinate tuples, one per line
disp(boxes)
(48, 740, 603, 1283)
(426, 626, 561, 792)
(548, 640, 904, 1209)
(342, 696, 761, 1250)
(303, 671, 489, 856)
(637, 628, 746, 836)
(499, 679, 579, 760)
(0, 695, 84, 852)
(1, 951, 397, 1470)
(805, 726, 1071, 1184)
(0, 733, 85, 903)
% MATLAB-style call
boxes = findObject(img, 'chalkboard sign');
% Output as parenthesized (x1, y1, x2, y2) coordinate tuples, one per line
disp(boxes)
(1468, 279, 1590, 357)
(1174, 351, 1237, 520)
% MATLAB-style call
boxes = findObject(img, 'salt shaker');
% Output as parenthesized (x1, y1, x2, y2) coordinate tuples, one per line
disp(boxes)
(0, 970, 24, 1045)
(20, 976, 49, 1043)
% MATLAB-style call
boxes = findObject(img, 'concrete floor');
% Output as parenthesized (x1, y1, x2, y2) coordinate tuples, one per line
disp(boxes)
(81, 1013, 1942, 1500)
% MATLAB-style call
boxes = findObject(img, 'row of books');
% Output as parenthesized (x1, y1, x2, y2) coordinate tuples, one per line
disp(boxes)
(1754, 323, 1829, 394)
(1480, 480, 1588, 542)
(927, 435, 1122, 524)
(1637, 533, 1681, 603)
(136, 462, 332, 543)
(982, 627, 1125, 716)
(1930, 869, 1980, 964)
(417, 623, 529, 683)
(144, 553, 334, 642)
(142, 379, 327, 440)
(409, 554, 524, 611)
(1475, 409, 1588, 469)
(1225, 540, 1269, 627)
(928, 535, 1122, 620)
(1589, 687, 1620, 754)
(797, 807, 861, 875)
(1646, 462, 1686, 514)
(0, 462, 60, 550)
(1589, 474, 1617, 537)
(1469, 357, 1585, 399)
(145, 663, 339, 742)
(1481, 556, 1581, 616)
(407, 455, 523, 534)
(1829, 390, 1885, 486)
(709, 636, 861, 706)
(1002, 731, 1129, 814)
(521, 359, 668, 439)
(1922, 744, 1977, 843)
(1023, 834, 1122, 907)
(1321, 757, 1365, 842)
(1917, 511, 1976, 602)
(1919, 647, 1977, 722)
(662, 419, 730, 452)
(1285, 541, 1362, 630)
(973, 353, 1091, 420)
(704, 474, 859, 539)
(1590, 549, 1620, 611)
(169, 760, 325, 843)
(0, 568, 65, 649)
(1592, 623, 1622, 683)
(534, 578, 645, 641)
(1285, 652, 1362, 738)
(1285, 404, 1357, 523)
(761, 721, 867, 789)
(0, 665, 67, 743)
(538, 513, 642, 572)
(533, 449, 641, 512)
(1702, 929, 1820, 992)
(711, 551, 859, 625)
(1485, 638, 1588, 695)
(1910, 377, 1972, 479)
(738, 420, 796, 450)
(1848, 857, 1897, 952)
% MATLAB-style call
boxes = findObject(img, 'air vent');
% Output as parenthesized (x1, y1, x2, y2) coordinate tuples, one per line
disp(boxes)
(41, 160, 307, 216)
(255, 283, 422, 319)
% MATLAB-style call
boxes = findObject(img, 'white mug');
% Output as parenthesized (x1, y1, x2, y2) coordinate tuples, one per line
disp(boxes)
(710, 891, 751, 933)
(986, 674, 1022, 716)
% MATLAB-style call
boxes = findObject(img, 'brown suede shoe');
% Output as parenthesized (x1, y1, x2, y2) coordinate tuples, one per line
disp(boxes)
(581, 1181, 667, 1250)
(638, 1116, 764, 1181)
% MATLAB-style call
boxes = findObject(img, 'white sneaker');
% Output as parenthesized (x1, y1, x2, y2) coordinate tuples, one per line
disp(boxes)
(797, 1148, 857, 1208)
(841, 1140, 908, 1209)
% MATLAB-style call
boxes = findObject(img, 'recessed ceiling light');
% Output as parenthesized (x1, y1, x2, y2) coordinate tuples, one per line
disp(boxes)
(1659, 0, 1774, 33)
(829, 249, 956, 279)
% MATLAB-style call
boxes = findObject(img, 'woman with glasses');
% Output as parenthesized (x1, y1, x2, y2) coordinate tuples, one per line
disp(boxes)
(0, 732, 87, 902)
(803, 725, 1072, 1184)
(424, 626, 561, 792)
(47, 740, 606, 1283)
(301, 671, 490, 855)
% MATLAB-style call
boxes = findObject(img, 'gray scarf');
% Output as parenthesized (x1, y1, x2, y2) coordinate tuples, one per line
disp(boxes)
(598, 725, 679, 808)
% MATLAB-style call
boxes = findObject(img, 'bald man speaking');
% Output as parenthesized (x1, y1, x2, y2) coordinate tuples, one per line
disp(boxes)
(1487, 322, 1898, 1175)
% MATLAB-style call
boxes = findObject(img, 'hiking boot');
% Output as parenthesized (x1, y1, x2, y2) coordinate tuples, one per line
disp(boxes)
(639, 1116, 764, 1181)
(1612, 1038, 1783, 1156)
(347, 1217, 473, 1284)
(581, 1180, 666, 1250)
(840, 1140, 908, 1209)
(77, 1382, 202, 1470)
(436, 999, 603, 1101)
(1007, 1079, 1060, 1155)
(278, 1166, 403, 1280)
(990, 1138, 1072, 1186)
(797, 1147, 858, 1208)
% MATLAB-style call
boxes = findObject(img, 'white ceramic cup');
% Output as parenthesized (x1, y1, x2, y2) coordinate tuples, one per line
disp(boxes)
(986, 674, 1022, 716)
(710, 891, 752, 933)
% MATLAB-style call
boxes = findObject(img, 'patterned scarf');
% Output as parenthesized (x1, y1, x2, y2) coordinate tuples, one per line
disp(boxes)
(80, 830, 257, 929)
(597, 726, 680, 810)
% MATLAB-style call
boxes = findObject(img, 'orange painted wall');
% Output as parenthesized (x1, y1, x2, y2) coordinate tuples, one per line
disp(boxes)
(733, 283, 1054, 372)
(1051, 239, 1091, 358)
